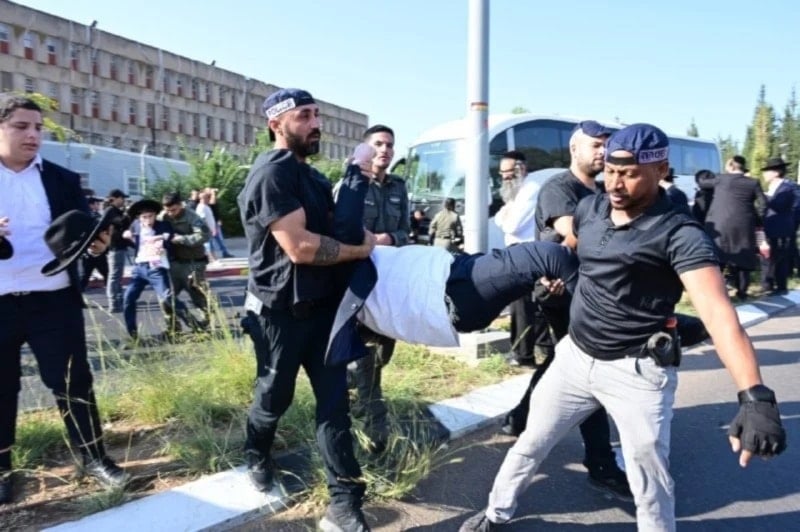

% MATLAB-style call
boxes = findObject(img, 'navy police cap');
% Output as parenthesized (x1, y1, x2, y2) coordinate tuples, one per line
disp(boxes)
(605, 123, 670, 165)
(572, 120, 613, 138)
(261, 88, 315, 119)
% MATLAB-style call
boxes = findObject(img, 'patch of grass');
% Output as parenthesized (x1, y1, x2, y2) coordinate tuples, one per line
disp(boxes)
(13, 411, 66, 469)
(70, 486, 128, 516)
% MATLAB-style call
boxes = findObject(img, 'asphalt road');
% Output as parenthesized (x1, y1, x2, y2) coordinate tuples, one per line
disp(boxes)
(232, 306, 800, 531)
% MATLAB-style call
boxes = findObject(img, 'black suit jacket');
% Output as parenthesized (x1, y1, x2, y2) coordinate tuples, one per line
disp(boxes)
(40, 159, 90, 300)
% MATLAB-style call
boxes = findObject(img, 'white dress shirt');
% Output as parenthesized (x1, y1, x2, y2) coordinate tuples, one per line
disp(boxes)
(494, 176, 541, 245)
(0, 155, 70, 294)
(358, 245, 459, 347)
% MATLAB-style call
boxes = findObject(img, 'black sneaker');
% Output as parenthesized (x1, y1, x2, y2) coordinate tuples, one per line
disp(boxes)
(245, 451, 274, 492)
(82, 456, 130, 488)
(499, 411, 525, 437)
(0, 470, 13, 504)
(459, 510, 502, 531)
(587, 462, 633, 501)
(319, 504, 371, 532)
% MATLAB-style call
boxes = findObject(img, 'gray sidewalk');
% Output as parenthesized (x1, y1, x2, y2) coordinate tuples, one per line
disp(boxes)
(44, 290, 800, 531)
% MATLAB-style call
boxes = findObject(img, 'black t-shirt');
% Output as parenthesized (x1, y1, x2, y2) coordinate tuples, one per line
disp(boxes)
(568, 191, 718, 359)
(535, 170, 603, 242)
(237, 149, 336, 310)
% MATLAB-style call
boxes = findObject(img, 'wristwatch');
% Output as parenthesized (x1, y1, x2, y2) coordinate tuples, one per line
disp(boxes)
(737, 384, 776, 405)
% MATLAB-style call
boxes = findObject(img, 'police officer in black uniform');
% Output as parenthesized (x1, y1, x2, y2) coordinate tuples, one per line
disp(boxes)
(237, 88, 376, 532)
(501, 121, 631, 500)
(461, 123, 787, 532)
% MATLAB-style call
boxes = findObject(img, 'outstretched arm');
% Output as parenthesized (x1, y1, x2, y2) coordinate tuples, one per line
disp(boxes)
(680, 265, 786, 466)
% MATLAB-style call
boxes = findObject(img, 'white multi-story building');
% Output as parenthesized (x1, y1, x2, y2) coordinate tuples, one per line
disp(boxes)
(0, 0, 368, 161)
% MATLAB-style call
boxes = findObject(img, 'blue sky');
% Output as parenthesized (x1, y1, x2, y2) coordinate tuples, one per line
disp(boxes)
(17, 0, 800, 155)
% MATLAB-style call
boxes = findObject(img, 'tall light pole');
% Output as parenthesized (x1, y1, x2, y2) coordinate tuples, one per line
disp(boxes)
(464, 0, 490, 253)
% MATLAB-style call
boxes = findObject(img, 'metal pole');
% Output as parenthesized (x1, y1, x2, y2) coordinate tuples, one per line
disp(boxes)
(140, 143, 148, 196)
(464, 0, 489, 253)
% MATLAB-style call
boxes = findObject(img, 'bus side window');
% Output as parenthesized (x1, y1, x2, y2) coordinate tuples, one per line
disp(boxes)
(513, 120, 570, 171)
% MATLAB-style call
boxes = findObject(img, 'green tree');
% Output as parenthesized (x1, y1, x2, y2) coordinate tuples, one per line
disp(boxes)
(743, 85, 777, 180)
(686, 118, 699, 137)
(510, 106, 530, 114)
(777, 87, 800, 175)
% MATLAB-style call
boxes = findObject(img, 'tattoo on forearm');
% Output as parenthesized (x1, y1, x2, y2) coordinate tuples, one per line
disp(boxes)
(313, 236, 340, 265)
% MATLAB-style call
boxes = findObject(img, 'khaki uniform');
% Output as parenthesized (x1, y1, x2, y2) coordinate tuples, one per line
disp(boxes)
(158, 208, 211, 321)
(429, 209, 463, 253)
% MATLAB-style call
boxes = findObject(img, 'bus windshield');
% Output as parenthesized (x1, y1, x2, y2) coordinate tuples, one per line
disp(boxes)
(405, 139, 468, 202)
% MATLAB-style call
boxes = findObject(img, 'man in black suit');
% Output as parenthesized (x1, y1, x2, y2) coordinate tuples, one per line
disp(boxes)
(704, 156, 767, 301)
(0, 94, 128, 504)
(760, 157, 797, 295)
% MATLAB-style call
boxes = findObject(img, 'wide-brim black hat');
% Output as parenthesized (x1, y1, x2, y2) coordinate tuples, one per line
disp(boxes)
(760, 157, 787, 171)
(41, 208, 116, 276)
(127, 199, 162, 220)
(0, 238, 12, 260)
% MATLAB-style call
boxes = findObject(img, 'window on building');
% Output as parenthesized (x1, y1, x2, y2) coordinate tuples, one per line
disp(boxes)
(0, 71, 12, 91)
(24, 78, 35, 94)
(0, 24, 10, 54)
(162, 70, 170, 92)
(244, 124, 253, 145)
(109, 55, 118, 80)
(192, 113, 199, 136)
(232, 124, 238, 144)
(71, 88, 81, 115)
(161, 107, 169, 130)
(129, 102, 137, 125)
(145, 66, 153, 89)
(199, 115, 207, 137)
(91, 52, 98, 76)
(47, 81, 58, 101)
(177, 110, 185, 134)
(218, 86, 226, 107)
(70, 43, 80, 70)
(220, 118, 227, 141)
(23, 32, 34, 60)
(90, 91, 99, 118)
(46, 38, 58, 65)
(146, 103, 155, 128)
(205, 82, 212, 103)
(111, 95, 119, 122)
(176, 77, 183, 97)
(191, 78, 199, 100)
(128, 61, 136, 84)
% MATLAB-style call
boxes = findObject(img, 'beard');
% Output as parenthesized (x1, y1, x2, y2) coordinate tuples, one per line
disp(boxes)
(284, 128, 321, 158)
(500, 178, 522, 203)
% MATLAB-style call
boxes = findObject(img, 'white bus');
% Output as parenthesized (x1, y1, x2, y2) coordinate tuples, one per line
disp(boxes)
(403, 114, 721, 250)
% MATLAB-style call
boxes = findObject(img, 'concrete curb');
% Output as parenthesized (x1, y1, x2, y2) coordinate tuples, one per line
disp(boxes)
(44, 290, 800, 531)
(87, 261, 249, 288)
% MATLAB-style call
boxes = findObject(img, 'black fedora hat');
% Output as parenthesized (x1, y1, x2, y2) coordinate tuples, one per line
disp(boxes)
(0, 238, 11, 260)
(761, 157, 787, 171)
(127, 199, 162, 220)
(41, 209, 115, 276)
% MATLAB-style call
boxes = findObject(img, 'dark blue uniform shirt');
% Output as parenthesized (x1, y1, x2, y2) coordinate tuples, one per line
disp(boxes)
(569, 190, 718, 359)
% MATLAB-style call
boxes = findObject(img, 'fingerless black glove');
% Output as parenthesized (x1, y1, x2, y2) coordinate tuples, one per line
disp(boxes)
(727, 385, 787, 456)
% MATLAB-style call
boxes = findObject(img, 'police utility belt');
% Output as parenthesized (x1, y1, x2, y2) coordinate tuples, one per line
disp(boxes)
(636, 326, 681, 368)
